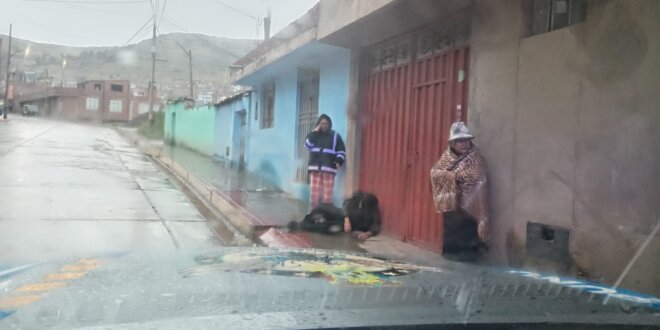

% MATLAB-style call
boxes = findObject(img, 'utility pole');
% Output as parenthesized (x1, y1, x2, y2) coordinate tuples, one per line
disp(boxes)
(264, 7, 272, 40)
(176, 41, 193, 99)
(148, 14, 156, 125)
(3, 24, 12, 120)
(187, 49, 192, 99)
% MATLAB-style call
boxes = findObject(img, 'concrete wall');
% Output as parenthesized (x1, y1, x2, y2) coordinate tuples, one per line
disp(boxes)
(318, 0, 395, 39)
(469, 0, 660, 294)
(164, 102, 216, 156)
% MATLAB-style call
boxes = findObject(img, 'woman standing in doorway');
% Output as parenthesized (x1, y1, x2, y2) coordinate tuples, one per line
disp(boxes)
(431, 122, 490, 261)
(305, 114, 346, 208)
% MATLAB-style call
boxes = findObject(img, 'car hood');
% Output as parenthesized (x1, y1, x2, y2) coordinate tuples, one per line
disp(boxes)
(1, 247, 658, 329)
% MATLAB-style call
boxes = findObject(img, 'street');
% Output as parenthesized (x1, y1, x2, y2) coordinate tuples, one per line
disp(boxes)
(0, 115, 225, 264)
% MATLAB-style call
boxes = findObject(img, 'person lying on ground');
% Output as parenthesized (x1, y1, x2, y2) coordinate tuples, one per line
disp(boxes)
(288, 203, 344, 234)
(343, 191, 381, 241)
(288, 191, 381, 241)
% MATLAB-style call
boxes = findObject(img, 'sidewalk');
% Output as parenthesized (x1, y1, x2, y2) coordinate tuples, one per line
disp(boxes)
(116, 127, 449, 267)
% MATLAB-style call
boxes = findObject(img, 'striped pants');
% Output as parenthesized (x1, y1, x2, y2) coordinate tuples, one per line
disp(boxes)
(309, 171, 335, 208)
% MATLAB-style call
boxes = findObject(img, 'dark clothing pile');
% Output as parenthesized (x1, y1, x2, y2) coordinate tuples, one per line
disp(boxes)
(442, 210, 488, 262)
(305, 114, 346, 174)
(288, 203, 344, 234)
(288, 192, 382, 236)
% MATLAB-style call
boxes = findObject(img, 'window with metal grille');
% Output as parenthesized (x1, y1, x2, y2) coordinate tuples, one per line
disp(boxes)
(529, 0, 586, 36)
(260, 81, 275, 129)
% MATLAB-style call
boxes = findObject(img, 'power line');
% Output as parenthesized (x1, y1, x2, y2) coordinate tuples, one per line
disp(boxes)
(157, 0, 167, 30)
(160, 18, 241, 59)
(208, 0, 257, 20)
(134, 26, 152, 43)
(123, 17, 153, 46)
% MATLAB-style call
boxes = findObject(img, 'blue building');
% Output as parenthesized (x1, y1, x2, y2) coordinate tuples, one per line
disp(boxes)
(213, 92, 252, 169)
(229, 4, 351, 204)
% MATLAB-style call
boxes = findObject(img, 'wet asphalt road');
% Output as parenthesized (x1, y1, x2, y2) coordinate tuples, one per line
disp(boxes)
(0, 115, 224, 264)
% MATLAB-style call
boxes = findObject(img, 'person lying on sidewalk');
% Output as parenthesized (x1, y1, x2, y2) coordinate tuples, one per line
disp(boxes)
(343, 191, 381, 241)
(288, 203, 344, 234)
(288, 192, 381, 241)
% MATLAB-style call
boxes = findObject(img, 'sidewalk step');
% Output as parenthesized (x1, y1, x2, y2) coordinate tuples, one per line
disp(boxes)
(258, 228, 313, 248)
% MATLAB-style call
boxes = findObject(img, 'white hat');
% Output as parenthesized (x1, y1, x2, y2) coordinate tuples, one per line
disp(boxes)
(448, 122, 474, 141)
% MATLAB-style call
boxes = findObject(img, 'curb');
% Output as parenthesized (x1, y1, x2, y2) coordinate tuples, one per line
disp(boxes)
(114, 128, 273, 241)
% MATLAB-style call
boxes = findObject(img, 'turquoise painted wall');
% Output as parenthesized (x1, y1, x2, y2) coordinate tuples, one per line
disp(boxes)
(164, 102, 216, 156)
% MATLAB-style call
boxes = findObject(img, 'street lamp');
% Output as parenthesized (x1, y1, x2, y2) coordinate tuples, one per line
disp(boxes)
(60, 58, 67, 87)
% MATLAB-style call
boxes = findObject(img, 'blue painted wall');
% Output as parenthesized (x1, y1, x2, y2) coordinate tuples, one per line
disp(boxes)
(237, 42, 351, 204)
(214, 93, 251, 166)
(245, 70, 299, 193)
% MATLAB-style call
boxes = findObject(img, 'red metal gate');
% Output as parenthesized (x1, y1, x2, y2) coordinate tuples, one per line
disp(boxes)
(359, 33, 469, 250)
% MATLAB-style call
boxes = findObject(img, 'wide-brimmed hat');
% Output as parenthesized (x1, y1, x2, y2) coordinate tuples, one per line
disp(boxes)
(448, 121, 474, 141)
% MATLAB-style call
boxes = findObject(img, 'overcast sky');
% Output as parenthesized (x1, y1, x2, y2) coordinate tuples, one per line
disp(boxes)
(0, 0, 318, 46)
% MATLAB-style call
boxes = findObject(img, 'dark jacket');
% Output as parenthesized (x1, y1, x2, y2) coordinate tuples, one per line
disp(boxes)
(343, 192, 381, 235)
(305, 115, 346, 174)
(288, 203, 344, 234)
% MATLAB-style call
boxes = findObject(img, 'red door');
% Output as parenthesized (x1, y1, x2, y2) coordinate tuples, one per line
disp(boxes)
(359, 39, 469, 250)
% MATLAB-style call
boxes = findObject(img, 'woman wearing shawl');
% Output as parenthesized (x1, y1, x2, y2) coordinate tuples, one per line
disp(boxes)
(431, 122, 489, 260)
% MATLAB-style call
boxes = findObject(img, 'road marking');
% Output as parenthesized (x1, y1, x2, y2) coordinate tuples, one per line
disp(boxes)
(0, 258, 103, 320)
(76, 258, 100, 265)
(61, 264, 97, 272)
(44, 272, 85, 281)
(16, 282, 67, 293)
(0, 296, 41, 309)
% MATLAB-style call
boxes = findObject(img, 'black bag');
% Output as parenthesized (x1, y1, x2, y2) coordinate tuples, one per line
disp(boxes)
(288, 203, 344, 234)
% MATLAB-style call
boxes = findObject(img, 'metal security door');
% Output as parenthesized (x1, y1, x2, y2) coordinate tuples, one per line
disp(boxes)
(405, 47, 469, 250)
(295, 68, 320, 182)
(359, 26, 469, 250)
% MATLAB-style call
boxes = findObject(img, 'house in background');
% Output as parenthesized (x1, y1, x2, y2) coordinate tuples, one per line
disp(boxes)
(16, 79, 159, 122)
(229, 4, 351, 203)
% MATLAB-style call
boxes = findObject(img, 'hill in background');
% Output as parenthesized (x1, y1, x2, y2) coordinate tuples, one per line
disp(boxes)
(0, 33, 256, 99)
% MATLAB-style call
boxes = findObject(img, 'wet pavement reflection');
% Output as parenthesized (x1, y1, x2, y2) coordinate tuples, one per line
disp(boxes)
(0, 116, 226, 264)
(160, 144, 309, 227)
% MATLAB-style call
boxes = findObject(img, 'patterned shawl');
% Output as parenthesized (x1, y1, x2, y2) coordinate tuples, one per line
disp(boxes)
(430, 146, 489, 224)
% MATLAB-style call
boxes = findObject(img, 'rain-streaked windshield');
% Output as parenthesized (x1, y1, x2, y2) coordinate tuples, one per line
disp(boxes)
(1, 0, 658, 328)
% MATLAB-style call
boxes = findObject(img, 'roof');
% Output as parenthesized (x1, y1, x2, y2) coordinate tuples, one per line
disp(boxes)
(215, 91, 251, 106)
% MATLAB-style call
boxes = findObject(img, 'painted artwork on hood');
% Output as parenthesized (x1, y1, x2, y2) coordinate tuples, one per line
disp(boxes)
(180, 248, 440, 286)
